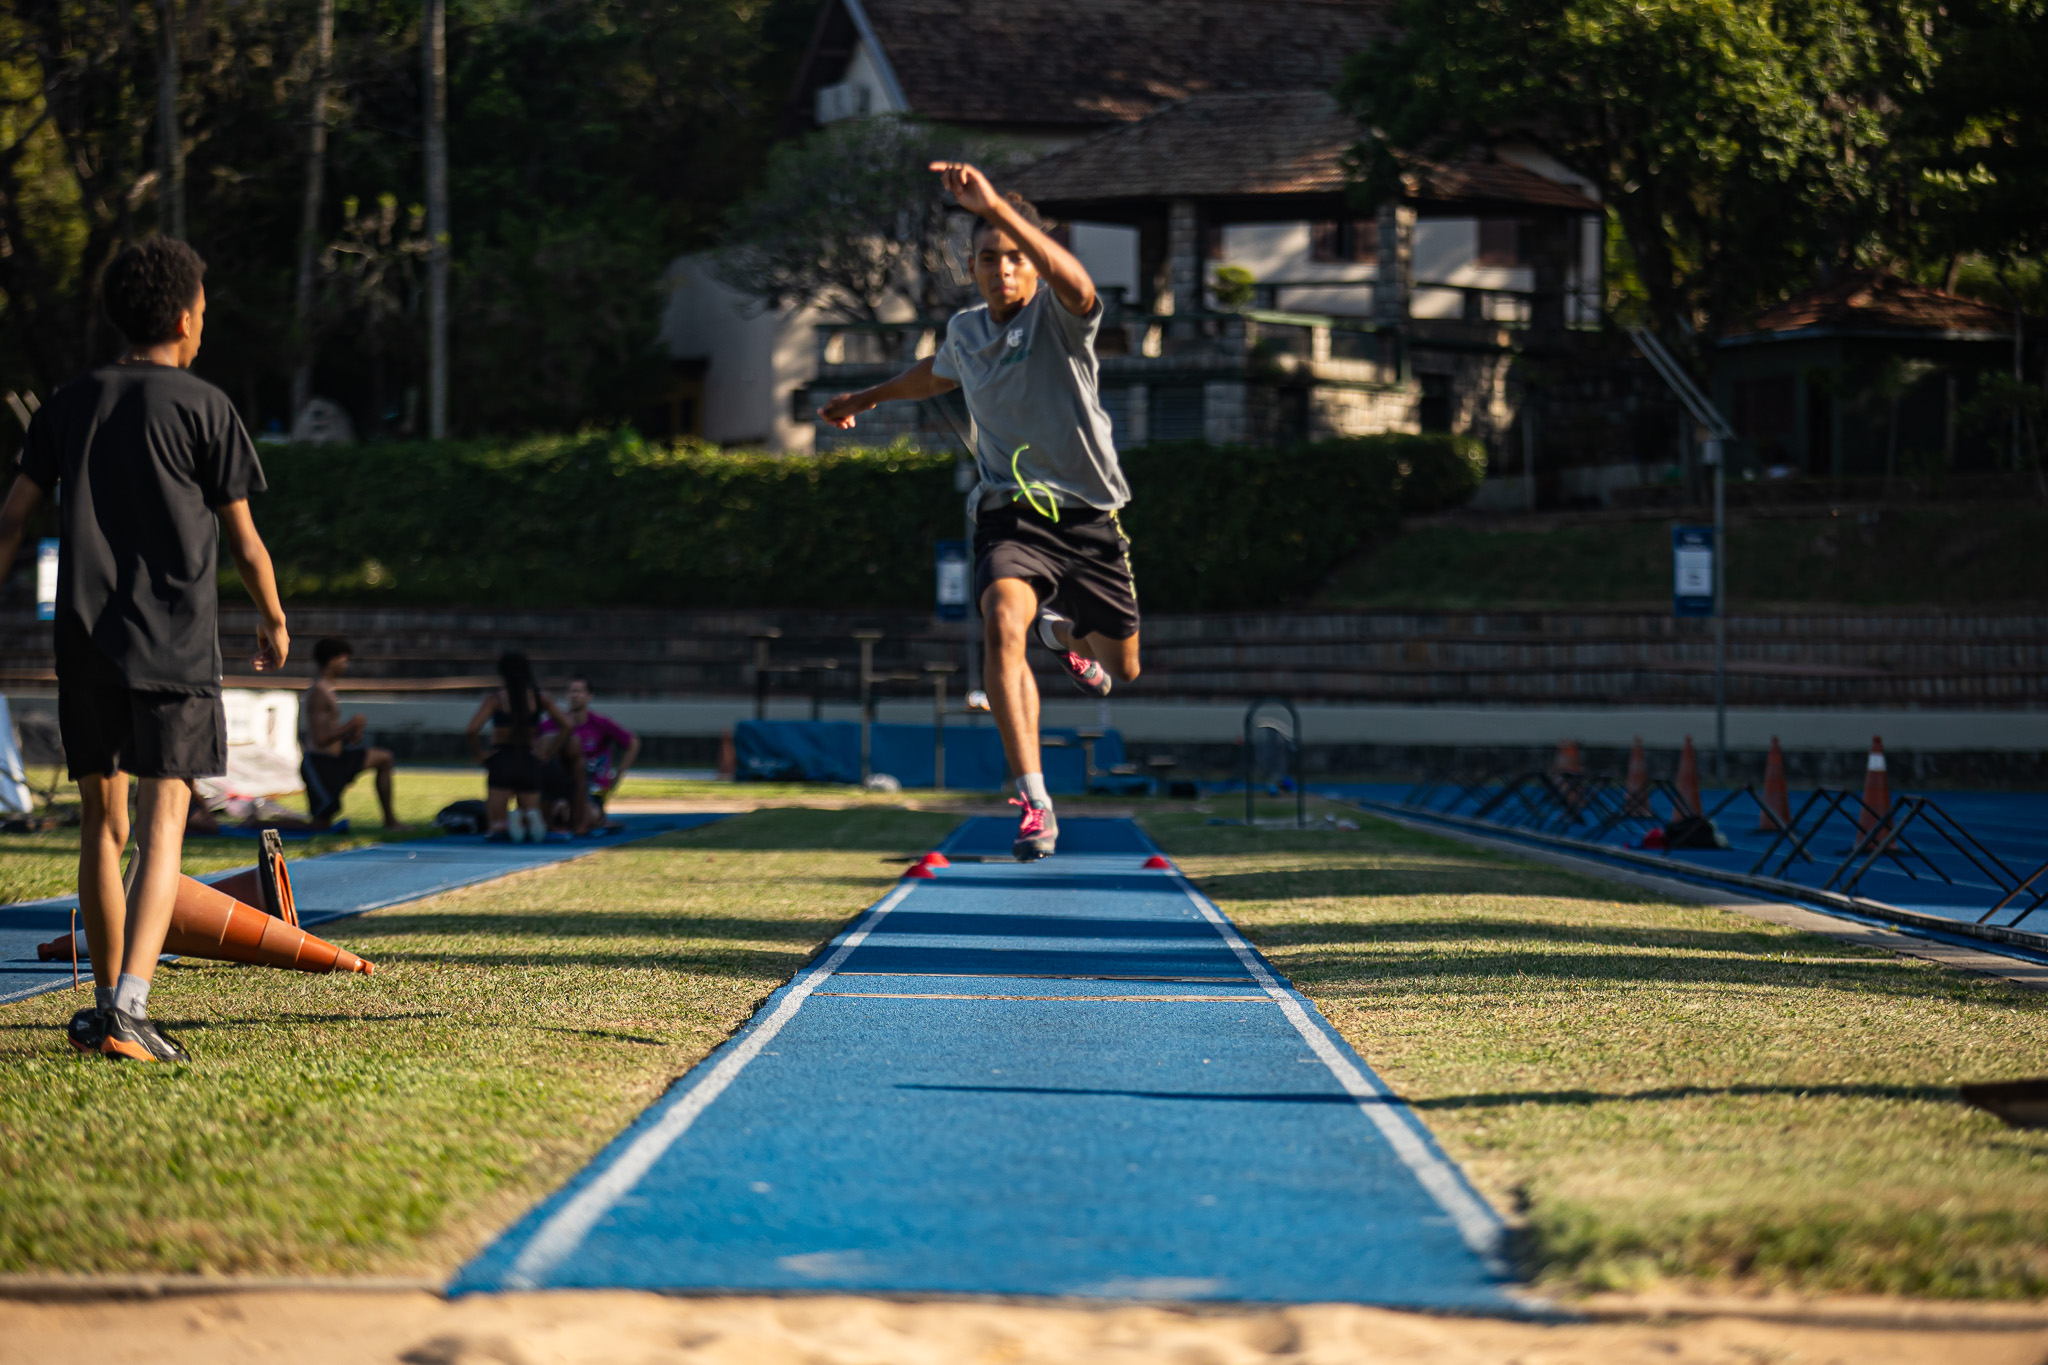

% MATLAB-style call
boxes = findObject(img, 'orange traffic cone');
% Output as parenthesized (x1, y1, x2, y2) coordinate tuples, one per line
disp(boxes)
(718, 728, 737, 779)
(209, 829, 299, 927)
(1858, 736, 1890, 837)
(1757, 736, 1791, 832)
(1551, 740, 1582, 776)
(39, 876, 371, 975)
(1675, 736, 1702, 817)
(1624, 737, 1650, 815)
(163, 875, 372, 974)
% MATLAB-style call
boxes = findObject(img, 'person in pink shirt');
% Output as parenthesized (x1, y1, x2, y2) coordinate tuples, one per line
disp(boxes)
(538, 678, 640, 833)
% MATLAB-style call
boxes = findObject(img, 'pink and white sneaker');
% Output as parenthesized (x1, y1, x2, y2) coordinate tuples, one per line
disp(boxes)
(1037, 610, 1112, 697)
(1011, 797, 1059, 861)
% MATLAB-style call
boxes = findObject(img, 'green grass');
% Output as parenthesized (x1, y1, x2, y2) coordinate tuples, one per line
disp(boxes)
(1322, 504, 2048, 608)
(1145, 801, 2048, 1297)
(5, 793, 2044, 1297)
(0, 805, 956, 1274)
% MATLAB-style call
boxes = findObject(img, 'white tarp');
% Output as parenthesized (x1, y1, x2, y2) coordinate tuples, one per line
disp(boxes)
(193, 689, 304, 806)
(0, 697, 31, 815)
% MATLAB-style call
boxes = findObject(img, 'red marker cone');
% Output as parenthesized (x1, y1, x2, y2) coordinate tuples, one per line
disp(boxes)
(1624, 738, 1651, 816)
(1552, 740, 1582, 776)
(1142, 855, 1174, 871)
(902, 863, 936, 879)
(1859, 736, 1890, 836)
(717, 729, 736, 780)
(1757, 736, 1791, 832)
(163, 875, 372, 974)
(919, 852, 951, 869)
(1675, 736, 1702, 817)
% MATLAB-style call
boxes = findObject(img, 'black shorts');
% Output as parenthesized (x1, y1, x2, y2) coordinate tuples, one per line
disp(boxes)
(302, 747, 369, 821)
(540, 756, 574, 804)
(57, 619, 225, 781)
(486, 744, 545, 793)
(974, 502, 1139, 640)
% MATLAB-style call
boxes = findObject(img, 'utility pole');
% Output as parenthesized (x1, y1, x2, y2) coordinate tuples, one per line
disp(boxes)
(155, 0, 185, 238)
(291, 0, 337, 425)
(423, 0, 450, 438)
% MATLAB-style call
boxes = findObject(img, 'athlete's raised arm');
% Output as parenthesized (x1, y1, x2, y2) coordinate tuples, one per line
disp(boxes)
(932, 162, 1094, 317)
(816, 354, 959, 430)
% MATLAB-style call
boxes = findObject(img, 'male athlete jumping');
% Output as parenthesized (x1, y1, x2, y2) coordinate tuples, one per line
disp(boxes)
(820, 162, 1139, 860)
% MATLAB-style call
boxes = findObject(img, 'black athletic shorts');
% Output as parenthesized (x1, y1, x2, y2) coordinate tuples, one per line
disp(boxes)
(485, 744, 545, 793)
(56, 617, 225, 781)
(974, 501, 1139, 640)
(540, 755, 574, 804)
(302, 747, 369, 821)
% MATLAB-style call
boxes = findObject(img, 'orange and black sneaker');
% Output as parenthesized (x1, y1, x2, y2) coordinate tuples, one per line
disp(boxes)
(99, 1009, 189, 1063)
(66, 1005, 109, 1055)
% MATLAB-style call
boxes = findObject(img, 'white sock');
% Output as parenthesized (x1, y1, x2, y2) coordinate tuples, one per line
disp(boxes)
(526, 808, 548, 840)
(1017, 773, 1051, 808)
(114, 972, 150, 1019)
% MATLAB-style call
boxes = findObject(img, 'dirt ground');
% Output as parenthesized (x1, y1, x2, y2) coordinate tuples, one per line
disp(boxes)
(4, 1289, 2047, 1365)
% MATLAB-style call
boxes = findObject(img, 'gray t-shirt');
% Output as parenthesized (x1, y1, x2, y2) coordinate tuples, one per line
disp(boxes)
(931, 288, 1129, 511)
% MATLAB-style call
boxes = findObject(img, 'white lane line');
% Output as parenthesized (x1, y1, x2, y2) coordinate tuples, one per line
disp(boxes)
(1169, 873, 1509, 1275)
(501, 879, 919, 1290)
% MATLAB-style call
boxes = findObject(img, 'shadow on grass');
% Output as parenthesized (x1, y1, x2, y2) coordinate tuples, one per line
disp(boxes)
(340, 909, 847, 944)
(1245, 916, 1818, 955)
(1191, 864, 1656, 905)
(642, 806, 963, 853)
(359, 944, 822, 976)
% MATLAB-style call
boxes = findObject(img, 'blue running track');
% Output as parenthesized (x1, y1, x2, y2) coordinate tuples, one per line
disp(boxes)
(454, 816, 1511, 1308)
(0, 813, 725, 1005)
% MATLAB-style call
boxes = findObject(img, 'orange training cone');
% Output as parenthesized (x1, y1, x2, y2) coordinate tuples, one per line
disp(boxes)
(1859, 736, 1890, 837)
(1624, 738, 1650, 815)
(163, 875, 373, 974)
(1551, 740, 1582, 776)
(209, 830, 299, 927)
(1757, 736, 1791, 832)
(1675, 736, 1702, 817)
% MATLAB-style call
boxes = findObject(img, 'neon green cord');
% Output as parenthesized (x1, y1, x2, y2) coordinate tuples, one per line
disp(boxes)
(1009, 444, 1059, 522)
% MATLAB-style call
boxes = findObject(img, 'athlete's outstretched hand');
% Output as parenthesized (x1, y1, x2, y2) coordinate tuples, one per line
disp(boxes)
(817, 391, 872, 430)
(930, 162, 997, 216)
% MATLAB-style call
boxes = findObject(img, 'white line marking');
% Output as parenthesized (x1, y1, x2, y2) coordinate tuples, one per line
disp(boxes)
(1169, 873, 1509, 1274)
(501, 879, 919, 1289)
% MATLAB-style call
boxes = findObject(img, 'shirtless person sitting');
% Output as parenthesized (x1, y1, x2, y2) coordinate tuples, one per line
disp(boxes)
(301, 636, 400, 830)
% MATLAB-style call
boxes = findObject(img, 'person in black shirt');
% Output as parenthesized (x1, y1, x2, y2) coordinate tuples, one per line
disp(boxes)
(0, 236, 290, 1063)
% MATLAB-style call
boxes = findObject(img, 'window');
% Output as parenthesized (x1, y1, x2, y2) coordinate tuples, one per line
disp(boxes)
(1419, 373, 1453, 433)
(1311, 219, 1380, 263)
(1476, 219, 1525, 267)
(1204, 224, 1226, 261)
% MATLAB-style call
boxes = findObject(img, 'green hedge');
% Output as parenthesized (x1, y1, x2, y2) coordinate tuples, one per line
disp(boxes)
(246, 431, 1482, 612)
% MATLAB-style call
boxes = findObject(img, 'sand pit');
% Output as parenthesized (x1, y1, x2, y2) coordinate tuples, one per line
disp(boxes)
(5, 1289, 2048, 1365)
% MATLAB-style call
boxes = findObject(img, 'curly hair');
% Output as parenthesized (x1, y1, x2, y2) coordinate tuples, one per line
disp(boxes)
(971, 193, 1054, 248)
(101, 237, 206, 347)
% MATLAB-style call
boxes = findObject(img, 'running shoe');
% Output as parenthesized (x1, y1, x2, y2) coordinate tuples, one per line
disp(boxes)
(99, 1009, 189, 1063)
(1011, 797, 1058, 861)
(66, 1005, 108, 1055)
(1036, 610, 1112, 696)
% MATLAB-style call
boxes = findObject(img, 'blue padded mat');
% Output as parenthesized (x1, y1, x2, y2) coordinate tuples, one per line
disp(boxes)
(453, 816, 1512, 1308)
(0, 812, 727, 1005)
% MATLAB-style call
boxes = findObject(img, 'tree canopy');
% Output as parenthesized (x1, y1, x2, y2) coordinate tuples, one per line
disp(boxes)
(1338, 0, 2048, 351)
(0, 0, 823, 436)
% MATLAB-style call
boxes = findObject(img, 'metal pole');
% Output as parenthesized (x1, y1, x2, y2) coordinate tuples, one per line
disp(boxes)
(927, 663, 955, 791)
(854, 631, 882, 784)
(1709, 440, 1727, 779)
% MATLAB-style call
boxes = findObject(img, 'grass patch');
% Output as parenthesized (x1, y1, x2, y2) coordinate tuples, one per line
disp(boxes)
(0, 805, 955, 1274)
(1322, 504, 2048, 608)
(1145, 800, 2048, 1297)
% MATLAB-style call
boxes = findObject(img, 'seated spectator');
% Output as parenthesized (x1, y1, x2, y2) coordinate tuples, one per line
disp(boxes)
(301, 637, 401, 830)
(465, 650, 571, 842)
(539, 678, 641, 833)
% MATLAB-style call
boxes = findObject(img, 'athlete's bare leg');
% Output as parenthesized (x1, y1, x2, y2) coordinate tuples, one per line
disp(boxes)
(982, 578, 1044, 780)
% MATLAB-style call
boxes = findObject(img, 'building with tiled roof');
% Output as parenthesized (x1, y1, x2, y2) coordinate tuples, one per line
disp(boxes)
(1714, 272, 2023, 477)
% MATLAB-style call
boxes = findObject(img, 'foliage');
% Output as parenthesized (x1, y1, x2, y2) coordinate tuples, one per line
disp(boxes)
(1210, 265, 1256, 311)
(241, 431, 1484, 611)
(0, 0, 822, 434)
(1338, 0, 2048, 357)
(714, 115, 1021, 325)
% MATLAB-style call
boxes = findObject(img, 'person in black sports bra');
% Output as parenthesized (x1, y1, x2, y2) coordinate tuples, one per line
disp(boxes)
(464, 650, 571, 841)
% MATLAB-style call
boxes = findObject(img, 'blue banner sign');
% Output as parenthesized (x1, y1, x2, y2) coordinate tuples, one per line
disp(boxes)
(934, 539, 969, 621)
(1672, 525, 1714, 617)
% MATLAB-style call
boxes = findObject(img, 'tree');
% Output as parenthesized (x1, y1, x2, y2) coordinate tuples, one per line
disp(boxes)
(1337, 0, 1942, 355)
(289, 0, 337, 422)
(716, 115, 1010, 326)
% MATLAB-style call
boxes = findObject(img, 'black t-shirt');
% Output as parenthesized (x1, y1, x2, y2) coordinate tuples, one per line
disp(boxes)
(17, 363, 266, 694)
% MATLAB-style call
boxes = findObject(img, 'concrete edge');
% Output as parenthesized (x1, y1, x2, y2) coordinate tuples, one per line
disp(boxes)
(0, 1274, 444, 1302)
(1362, 807, 2048, 993)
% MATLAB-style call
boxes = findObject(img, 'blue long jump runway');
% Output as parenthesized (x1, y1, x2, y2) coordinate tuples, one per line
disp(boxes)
(454, 816, 1511, 1308)
(0, 813, 726, 1005)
